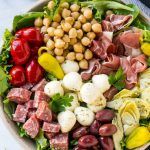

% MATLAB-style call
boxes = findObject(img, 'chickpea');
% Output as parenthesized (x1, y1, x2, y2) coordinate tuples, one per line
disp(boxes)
(43, 18, 51, 27)
(61, 21, 71, 32)
(61, 2, 69, 9)
(64, 42, 69, 49)
(92, 23, 102, 33)
(106, 10, 113, 16)
(66, 52, 76, 61)
(84, 49, 93, 60)
(65, 17, 74, 25)
(34, 17, 43, 27)
(71, 12, 80, 20)
(70, 38, 77, 45)
(91, 19, 98, 25)
(79, 59, 88, 69)
(76, 53, 84, 61)
(54, 48, 63, 56)
(78, 15, 86, 24)
(77, 29, 83, 39)
(57, 25, 62, 29)
(83, 8, 93, 20)
(82, 23, 92, 32)
(53, 14, 61, 22)
(70, 4, 80, 12)
(41, 26, 48, 33)
(62, 9, 71, 19)
(48, 1, 55, 10)
(63, 34, 70, 43)
(51, 22, 59, 28)
(54, 28, 64, 38)
(44, 34, 50, 43)
(87, 32, 96, 40)
(69, 28, 77, 38)
(46, 39, 55, 50)
(74, 42, 84, 53)
(81, 7, 86, 13)
(81, 37, 91, 46)
(74, 21, 81, 29)
(56, 56, 65, 63)
(55, 39, 65, 49)
(47, 27, 55, 37)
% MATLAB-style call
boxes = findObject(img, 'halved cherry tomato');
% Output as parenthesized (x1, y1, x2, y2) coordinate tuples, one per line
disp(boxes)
(10, 38, 30, 65)
(26, 59, 43, 84)
(15, 27, 43, 47)
(9, 66, 26, 86)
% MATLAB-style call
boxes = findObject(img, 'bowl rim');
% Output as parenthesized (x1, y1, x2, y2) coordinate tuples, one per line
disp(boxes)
(0, 0, 150, 150)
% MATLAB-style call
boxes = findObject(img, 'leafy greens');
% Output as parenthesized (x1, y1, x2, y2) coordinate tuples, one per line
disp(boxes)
(50, 93, 73, 113)
(109, 68, 125, 91)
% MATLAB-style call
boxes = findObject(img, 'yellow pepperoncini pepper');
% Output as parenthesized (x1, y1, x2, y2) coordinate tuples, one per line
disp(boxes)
(141, 42, 150, 56)
(38, 47, 64, 79)
(126, 126, 150, 149)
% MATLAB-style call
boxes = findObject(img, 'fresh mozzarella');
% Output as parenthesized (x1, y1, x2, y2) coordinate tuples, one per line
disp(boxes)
(74, 106, 95, 126)
(80, 83, 102, 104)
(61, 60, 79, 74)
(66, 93, 80, 111)
(58, 110, 76, 133)
(44, 81, 64, 97)
(62, 72, 83, 91)
(92, 74, 111, 93)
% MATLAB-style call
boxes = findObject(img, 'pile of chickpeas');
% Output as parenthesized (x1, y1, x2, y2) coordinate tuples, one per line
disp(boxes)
(34, 1, 102, 69)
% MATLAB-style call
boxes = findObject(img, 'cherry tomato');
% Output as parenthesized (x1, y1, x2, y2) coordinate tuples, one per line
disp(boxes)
(10, 38, 30, 65)
(26, 59, 43, 84)
(9, 66, 26, 86)
(16, 27, 43, 46)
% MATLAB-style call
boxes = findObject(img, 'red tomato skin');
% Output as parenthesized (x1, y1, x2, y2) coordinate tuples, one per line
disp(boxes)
(15, 27, 43, 46)
(9, 66, 26, 86)
(25, 59, 43, 84)
(10, 38, 30, 65)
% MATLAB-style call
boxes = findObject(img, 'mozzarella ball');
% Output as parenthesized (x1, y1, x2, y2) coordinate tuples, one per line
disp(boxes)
(74, 106, 95, 126)
(61, 60, 79, 74)
(83, 8, 93, 20)
(58, 110, 76, 133)
(44, 81, 64, 97)
(92, 74, 111, 93)
(92, 23, 102, 33)
(80, 83, 102, 104)
(66, 93, 80, 111)
(55, 39, 65, 49)
(63, 72, 83, 91)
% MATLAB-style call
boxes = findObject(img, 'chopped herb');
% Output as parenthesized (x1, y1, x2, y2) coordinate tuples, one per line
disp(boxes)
(109, 68, 125, 91)
(120, 138, 126, 150)
(70, 139, 78, 146)
(139, 118, 150, 127)
(50, 93, 73, 113)
(45, 73, 57, 81)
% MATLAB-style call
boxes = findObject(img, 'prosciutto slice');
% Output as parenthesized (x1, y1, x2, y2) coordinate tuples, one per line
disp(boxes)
(102, 14, 132, 32)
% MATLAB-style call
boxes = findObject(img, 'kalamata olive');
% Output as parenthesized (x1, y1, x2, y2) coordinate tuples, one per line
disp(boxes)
(73, 146, 87, 150)
(78, 135, 98, 148)
(96, 109, 115, 123)
(100, 137, 114, 150)
(73, 127, 89, 139)
(99, 124, 117, 136)
(90, 120, 100, 135)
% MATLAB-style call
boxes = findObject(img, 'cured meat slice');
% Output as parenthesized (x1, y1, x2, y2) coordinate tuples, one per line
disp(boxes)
(31, 79, 48, 92)
(33, 91, 50, 108)
(7, 88, 31, 104)
(50, 133, 68, 150)
(45, 132, 57, 140)
(36, 101, 52, 122)
(25, 100, 34, 110)
(13, 104, 28, 123)
(23, 115, 39, 138)
(27, 109, 36, 118)
(21, 82, 34, 90)
(43, 122, 60, 133)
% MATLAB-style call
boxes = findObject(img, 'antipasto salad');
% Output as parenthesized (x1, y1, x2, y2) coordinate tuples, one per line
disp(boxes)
(0, 0, 150, 149)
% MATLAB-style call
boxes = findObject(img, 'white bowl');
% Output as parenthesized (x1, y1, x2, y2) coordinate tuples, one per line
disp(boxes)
(0, 0, 149, 150)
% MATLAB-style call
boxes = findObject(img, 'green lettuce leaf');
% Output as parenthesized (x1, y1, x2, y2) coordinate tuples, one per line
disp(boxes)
(16, 123, 29, 138)
(142, 30, 150, 43)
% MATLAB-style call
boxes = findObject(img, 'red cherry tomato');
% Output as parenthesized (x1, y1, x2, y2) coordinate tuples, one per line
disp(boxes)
(9, 66, 26, 86)
(16, 27, 43, 46)
(26, 59, 43, 84)
(10, 38, 30, 65)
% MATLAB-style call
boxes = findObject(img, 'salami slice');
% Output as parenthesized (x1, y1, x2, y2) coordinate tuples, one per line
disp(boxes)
(36, 101, 52, 122)
(50, 133, 68, 150)
(27, 109, 36, 118)
(45, 132, 57, 140)
(7, 88, 32, 104)
(13, 104, 28, 123)
(23, 115, 39, 138)
(43, 122, 60, 133)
